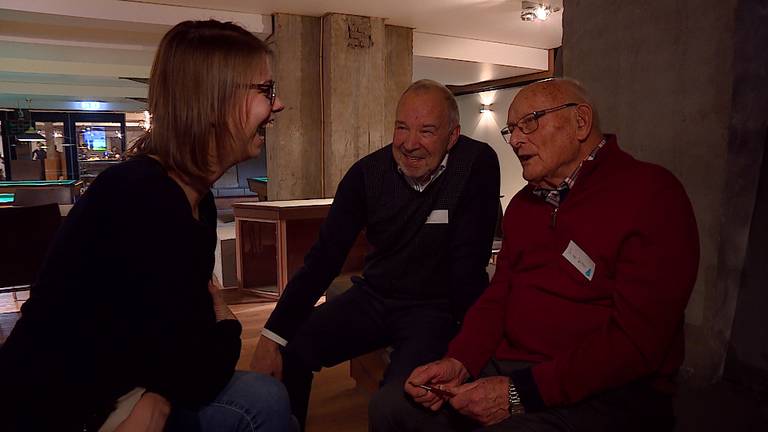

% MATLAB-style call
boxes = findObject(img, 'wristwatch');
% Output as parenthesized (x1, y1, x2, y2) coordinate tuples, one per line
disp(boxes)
(508, 377, 525, 415)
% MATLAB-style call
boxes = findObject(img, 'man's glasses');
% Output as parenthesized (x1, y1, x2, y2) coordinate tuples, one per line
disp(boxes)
(500, 103, 578, 142)
(248, 81, 278, 106)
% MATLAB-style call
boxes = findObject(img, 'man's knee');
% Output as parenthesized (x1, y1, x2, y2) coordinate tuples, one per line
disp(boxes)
(199, 372, 294, 431)
(229, 372, 292, 414)
(368, 381, 412, 431)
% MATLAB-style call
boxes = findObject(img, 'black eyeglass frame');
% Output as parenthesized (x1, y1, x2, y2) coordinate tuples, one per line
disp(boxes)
(248, 81, 278, 105)
(500, 102, 579, 141)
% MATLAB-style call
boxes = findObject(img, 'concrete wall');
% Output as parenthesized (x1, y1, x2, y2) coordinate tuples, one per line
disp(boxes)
(721, 0, 768, 389)
(725, 144, 768, 389)
(456, 88, 524, 211)
(562, 0, 766, 383)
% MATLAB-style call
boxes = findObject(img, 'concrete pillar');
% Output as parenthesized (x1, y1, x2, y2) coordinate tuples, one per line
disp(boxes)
(267, 13, 323, 200)
(562, 0, 767, 383)
(321, 14, 412, 197)
(321, 13, 385, 197)
(385, 25, 414, 137)
(267, 13, 411, 199)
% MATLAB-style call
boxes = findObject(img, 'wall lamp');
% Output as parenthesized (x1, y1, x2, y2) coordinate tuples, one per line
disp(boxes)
(480, 104, 494, 113)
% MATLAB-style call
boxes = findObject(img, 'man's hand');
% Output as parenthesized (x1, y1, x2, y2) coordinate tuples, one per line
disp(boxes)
(449, 376, 512, 426)
(114, 392, 170, 432)
(250, 336, 283, 380)
(404, 357, 469, 411)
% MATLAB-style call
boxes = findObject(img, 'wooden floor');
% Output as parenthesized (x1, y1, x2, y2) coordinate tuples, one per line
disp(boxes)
(0, 292, 370, 432)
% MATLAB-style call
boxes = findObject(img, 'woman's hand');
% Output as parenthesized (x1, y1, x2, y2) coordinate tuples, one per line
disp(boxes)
(114, 392, 170, 432)
(209, 275, 236, 321)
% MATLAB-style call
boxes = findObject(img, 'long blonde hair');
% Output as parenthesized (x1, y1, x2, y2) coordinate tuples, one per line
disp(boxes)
(130, 20, 270, 190)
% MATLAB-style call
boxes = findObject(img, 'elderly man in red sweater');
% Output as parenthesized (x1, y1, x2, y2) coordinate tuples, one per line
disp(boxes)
(369, 78, 700, 431)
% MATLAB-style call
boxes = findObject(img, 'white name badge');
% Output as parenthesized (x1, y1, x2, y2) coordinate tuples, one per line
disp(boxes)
(562, 241, 596, 281)
(426, 209, 449, 224)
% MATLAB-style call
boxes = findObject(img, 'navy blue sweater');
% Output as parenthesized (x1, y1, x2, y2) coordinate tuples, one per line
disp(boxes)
(266, 135, 501, 342)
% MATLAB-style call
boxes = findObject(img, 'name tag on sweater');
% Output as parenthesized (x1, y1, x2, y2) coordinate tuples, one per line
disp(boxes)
(426, 209, 449, 224)
(562, 241, 595, 281)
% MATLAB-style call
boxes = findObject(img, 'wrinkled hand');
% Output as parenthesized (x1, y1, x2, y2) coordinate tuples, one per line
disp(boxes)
(449, 376, 511, 426)
(208, 276, 235, 321)
(114, 392, 170, 432)
(404, 357, 469, 411)
(250, 336, 283, 380)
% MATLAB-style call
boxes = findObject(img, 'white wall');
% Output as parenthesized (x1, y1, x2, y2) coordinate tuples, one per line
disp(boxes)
(457, 88, 524, 212)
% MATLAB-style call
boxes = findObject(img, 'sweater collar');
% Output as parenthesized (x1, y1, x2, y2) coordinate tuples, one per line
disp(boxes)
(398, 152, 449, 192)
(531, 136, 607, 207)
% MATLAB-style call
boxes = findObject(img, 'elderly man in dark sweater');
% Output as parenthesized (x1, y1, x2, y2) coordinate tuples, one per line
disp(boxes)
(250, 79, 501, 429)
(373, 78, 700, 431)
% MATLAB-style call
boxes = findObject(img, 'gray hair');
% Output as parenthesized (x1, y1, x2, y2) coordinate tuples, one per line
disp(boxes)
(401, 79, 460, 128)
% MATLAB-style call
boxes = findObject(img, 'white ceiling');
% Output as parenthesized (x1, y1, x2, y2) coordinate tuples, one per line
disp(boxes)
(0, 0, 563, 112)
(413, 57, 540, 86)
(131, 0, 563, 48)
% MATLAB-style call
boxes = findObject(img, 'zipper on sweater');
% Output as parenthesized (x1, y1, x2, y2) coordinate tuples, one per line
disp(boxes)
(551, 207, 558, 228)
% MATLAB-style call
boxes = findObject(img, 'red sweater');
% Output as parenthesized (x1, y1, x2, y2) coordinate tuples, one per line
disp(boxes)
(447, 135, 699, 408)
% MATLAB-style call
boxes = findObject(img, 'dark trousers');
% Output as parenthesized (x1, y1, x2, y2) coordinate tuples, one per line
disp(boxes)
(281, 284, 458, 431)
(369, 359, 675, 432)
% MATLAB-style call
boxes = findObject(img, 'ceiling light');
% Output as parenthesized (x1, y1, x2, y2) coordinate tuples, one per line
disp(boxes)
(16, 126, 46, 142)
(15, 98, 46, 142)
(521, 1, 560, 22)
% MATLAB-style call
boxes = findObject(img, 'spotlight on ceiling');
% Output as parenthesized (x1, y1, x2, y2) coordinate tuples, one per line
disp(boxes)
(521, 1, 561, 22)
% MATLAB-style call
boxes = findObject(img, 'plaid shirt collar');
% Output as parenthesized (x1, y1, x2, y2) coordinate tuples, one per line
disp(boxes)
(398, 153, 449, 192)
(532, 137, 607, 207)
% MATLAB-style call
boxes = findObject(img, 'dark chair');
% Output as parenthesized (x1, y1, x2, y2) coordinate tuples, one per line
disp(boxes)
(0, 203, 62, 299)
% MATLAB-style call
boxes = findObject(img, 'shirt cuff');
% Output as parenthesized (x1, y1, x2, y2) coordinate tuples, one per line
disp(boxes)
(261, 328, 288, 347)
(510, 367, 546, 413)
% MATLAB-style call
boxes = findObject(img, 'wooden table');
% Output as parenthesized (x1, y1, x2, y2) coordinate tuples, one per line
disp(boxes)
(233, 199, 366, 299)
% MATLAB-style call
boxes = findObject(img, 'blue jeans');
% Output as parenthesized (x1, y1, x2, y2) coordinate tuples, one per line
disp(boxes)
(166, 371, 296, 432)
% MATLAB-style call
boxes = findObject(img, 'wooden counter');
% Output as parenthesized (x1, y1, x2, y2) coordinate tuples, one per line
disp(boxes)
(233, 199, 367, 299)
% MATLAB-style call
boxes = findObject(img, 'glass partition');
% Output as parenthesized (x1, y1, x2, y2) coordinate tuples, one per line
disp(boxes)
(75, 122, 123, 189)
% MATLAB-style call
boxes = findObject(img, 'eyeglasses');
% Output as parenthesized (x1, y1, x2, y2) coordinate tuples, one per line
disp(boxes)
(248, 81, 278, 105)
(500, 102, 578, 142)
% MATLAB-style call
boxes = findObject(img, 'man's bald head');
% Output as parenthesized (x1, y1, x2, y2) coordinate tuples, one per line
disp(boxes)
(517, 78, 600, 130)
(505, 77, 604, 188)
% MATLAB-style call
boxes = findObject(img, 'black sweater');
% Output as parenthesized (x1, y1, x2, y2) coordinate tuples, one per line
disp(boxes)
(266, 135, 501, 342)
(0, 156, 241, 431)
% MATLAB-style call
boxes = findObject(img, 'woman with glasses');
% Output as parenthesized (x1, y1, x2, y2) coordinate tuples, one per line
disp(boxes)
(0, 20, 291, 431)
